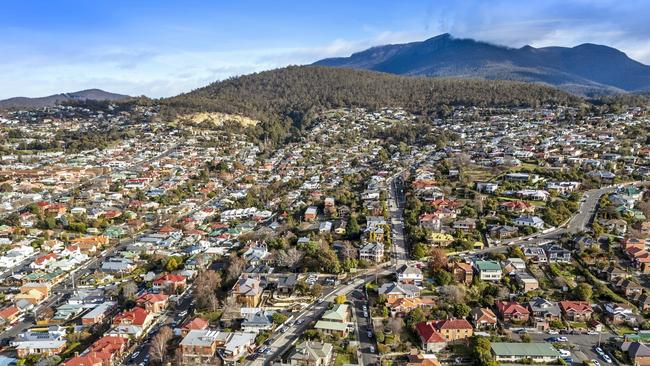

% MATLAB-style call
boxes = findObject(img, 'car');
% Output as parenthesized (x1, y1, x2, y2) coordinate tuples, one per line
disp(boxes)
(557, 336, 568, 342)
(367, 331, 373, 338)
(295, 319, 304, 325)
(558, 349, 571, 357)
(595, 347, 604, 355)
(131, 351, 140, 359)
(587, 331, 599, 335)
(369, 346, 375, 353)
(591, 359, 601, 366)
(178, 310, 188, 318)
(363, 311, 369, 318)
(602, 354, 612, 363)
(362, 305, 367, 311)
(264, 348, 272, 354)
(546, 337, 558, 342)
(547, 330, 559, 335)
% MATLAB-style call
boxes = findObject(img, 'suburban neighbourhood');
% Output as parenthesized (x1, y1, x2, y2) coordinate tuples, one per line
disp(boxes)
(0, 101, 650, 366)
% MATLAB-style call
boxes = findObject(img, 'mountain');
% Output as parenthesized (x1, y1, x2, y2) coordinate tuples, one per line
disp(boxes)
(314, 33, 650, 96)
(0, 89, 130, 109)
(164, 65, 580, 146)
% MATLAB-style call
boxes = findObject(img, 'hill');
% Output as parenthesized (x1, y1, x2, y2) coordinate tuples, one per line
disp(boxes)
(314, 33, 650, 96)
(0, 89, 130, 109)
(163, 65, 581, 145)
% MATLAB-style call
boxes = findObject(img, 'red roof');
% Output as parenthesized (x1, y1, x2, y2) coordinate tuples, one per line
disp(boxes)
(90, 335, 128, 354)
(0, 306, 19, 319)
(415, 322, 446, 344)
(559, 301, 593, 314)
(495, 300, 530, 316)
(137, 293, 169, 304)
(183, 317, 209, 331)
(63, 352, 107, 366)
(154, 273, 186, 284)
(435, 319, 473, 330)
(113, 307, 149, 326)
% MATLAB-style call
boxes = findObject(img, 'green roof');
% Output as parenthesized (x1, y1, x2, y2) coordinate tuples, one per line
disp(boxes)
(476, 260, 501, 271)
(322, 304, 349, 322)
(491, 342, 561, 357)
(314, 321, 348, 331)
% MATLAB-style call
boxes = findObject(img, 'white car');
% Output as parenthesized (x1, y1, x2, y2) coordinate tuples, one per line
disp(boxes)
(595, 347, 604, 356)
(547, 330, 559, 334)
(556, 336, 568, 342)
(369, 346, 375, 353)
(587, 331, 599, 335)
(363, 311, 369, 318)
(602, 355, 612, 364)
(591, 359, 601, 366)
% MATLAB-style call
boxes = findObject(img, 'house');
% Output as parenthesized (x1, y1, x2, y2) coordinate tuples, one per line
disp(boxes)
(0, 306, 21, 326)
(397, 264, 424, 286)
(415, 322, 447, 353)
(221, 332, 256, 364)
(615, 279, 644, 298)
(152, 273, 187, 293)
(469, 307, 497, 329)
(474, 260, 502, 282)
(287, 341, 333, 366)
(388, 298, 434, 317)
(624, 342, 650, 366)
(180, 330, 228, 364)
(304, 206, 318, 221)
(495, 301, 530, 323)
(136, 293, 168, 314)
(276, 273, 298, 296)
(112, 307, 153, 330)
(378, 282, 421, 303)
(181, 317, 209, 336)
(452, 218, 477, 231)
(427, 232, 454, 247)
(419, 213, 441, 231)
(559, 301, 593, 322)
(314, 304, 350, 336)
(429, 319, 473, 342)
(450, 262, 473, 285)
(502, 258, 526, 273)
(545, 245, 571, 263)
(15, 283, 50, 304)
(81, 301, 117, 326)
(516, 272, 539, 292)
(491, 342, 560, 363)
(359, 242, 384, 263)
(499, 201, 535, 214)
(13, 326, 67, 358)
(528, 298, 561, 322)
(523, 247, 548, 263)
(604, 302, 639, 325)
(231, 276, 262, 307)
(241, 310, 274, 333)
(514, 216, 545, 229)
(605, 219, 628, 235)
(489, 225, 519, 239)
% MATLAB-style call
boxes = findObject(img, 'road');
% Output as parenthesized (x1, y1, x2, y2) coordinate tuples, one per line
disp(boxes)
(350, 289, 377, 366)
(525, 331, 617, 365)
(388, 173, 408, 267)
(248, 270, 391, 366)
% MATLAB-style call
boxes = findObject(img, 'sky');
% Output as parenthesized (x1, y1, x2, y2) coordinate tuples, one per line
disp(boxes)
(2, 0, 650, 99)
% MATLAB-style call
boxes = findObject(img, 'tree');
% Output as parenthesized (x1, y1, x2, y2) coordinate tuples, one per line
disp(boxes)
(119, 282, 138, 304)
(453, 303, 471, 318)
(434, 270, 453, 286)
(573, 283, 593, 301)
(194, 270, 222, 311)
(429, 248, 448, 272)
(334, 294, 347, 304)
(412, 243, 429, 259)
(272, 313, 289, 325)
(347, 215, 360, 238)
(150, 326, 173, 363)
(226, 253, 246, 284)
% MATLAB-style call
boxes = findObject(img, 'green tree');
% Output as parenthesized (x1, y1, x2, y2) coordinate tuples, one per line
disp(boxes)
(573, 283, 593, 301)
(272, 313, 289, 325)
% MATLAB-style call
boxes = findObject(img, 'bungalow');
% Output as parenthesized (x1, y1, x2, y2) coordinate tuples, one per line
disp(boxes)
(287, 341, 333, 366)
(315, 304, 350, 336)
(499, 201, 535, 214)
(523, 247, 548, 263)
(388, 298, 434, 317)
(489, 225, 519, 239)
(559, 301, 593, 322)
(491, 342, 560, 363)
(545, 244, 572, 263)
(514, 216, 545, 229)
(241, 310, 274, 333)
(469, 307, 497, 329)
(0, 306, 21, 326)
(516, 272, 539, 292)
(136, 293, 168, 314)
(378, 282, 421, 303)
(427, 232, 454, 247)
(495, 300, 530, 323)
(81, 301, 117, 326)
(304, 206, 318, 221)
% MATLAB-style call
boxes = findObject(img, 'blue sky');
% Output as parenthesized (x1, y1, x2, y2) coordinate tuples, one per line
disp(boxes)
(2, 0, 650, 99)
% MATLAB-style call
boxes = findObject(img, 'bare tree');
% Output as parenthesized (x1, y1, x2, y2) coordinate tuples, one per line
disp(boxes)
(194, 270, 222, 311)
(150, 326, 173, 363)
(439, 285, 465, 305)
(120, 282, 138, 302)
(226, 253, 245, 283)
(274, 247, 304, 268)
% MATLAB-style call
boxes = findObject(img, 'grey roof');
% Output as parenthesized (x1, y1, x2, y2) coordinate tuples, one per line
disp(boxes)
(180, 330, 230, 347)
(378, 282, 419, 296)
(528, 297, 561, 316)
(290, 342, 333, 362)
